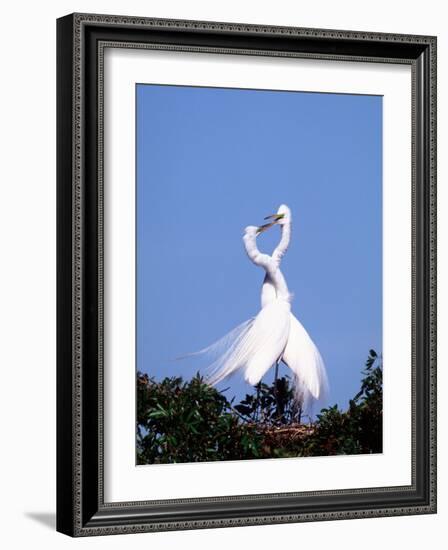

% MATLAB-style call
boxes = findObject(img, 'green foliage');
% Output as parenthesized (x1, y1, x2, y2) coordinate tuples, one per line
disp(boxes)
(137, 350, 382, 464)
(137, 374, 263, 463)
(234, 376, 301, 425)
(283, 349, 382, 457)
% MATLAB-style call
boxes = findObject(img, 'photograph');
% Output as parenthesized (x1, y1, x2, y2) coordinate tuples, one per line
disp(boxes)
(135, 83, 383, 465)
(55, 11, 436, 536)
(1, 0, 443, 546)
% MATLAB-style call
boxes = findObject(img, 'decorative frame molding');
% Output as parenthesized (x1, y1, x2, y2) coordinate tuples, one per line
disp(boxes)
(57, 13, 437, 537)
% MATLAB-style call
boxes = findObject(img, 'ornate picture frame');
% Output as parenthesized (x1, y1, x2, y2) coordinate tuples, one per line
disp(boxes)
(57, 13, 437, 536)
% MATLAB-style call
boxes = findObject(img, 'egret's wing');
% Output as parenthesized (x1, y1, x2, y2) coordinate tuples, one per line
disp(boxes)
(177, 318, 255, 361)
(282, 313, 329, 411)
(205, 320, 256, 386)
(190, 300, 291, 387)
(243, 299, 291, 385)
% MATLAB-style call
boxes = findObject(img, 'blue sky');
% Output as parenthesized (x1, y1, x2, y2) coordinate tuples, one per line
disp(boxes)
(136, 84, 382, 411)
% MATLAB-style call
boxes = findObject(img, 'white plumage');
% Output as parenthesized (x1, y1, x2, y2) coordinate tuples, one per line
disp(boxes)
(282, 313, 328, 410)
(192, 204, 328, 412)
(206, 299, 291, 387)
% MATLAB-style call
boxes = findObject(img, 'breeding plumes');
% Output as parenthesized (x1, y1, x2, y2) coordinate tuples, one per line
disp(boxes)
(190, 204, 328, 412)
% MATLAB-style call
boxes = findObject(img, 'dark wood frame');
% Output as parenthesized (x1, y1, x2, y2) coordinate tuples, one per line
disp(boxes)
(57, 13, 437, 537)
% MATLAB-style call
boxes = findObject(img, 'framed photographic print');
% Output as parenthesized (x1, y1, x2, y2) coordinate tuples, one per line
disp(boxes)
(57, 13, 437, 536)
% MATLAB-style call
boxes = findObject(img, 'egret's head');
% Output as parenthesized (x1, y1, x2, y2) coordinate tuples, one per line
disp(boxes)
(264, 204, 291, 226)
(244, 225, 259, 236)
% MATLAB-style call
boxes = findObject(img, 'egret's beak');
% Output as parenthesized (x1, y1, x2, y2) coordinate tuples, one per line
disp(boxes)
(256, 222, 276, 234)
(264, 213, 285, 222)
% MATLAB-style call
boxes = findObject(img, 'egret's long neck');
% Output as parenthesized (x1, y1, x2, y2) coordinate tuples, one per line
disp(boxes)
(272, 221, 291, 266)
(264, 269, 290, 302)
(243, 231, 290, 302)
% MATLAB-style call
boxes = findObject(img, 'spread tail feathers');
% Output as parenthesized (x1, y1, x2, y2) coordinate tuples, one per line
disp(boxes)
(184, 300, 291, 387)
(282, 313, 329, 413)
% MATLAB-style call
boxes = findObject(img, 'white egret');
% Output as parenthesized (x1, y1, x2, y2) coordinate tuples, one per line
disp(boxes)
(192, 205, 328, 412)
